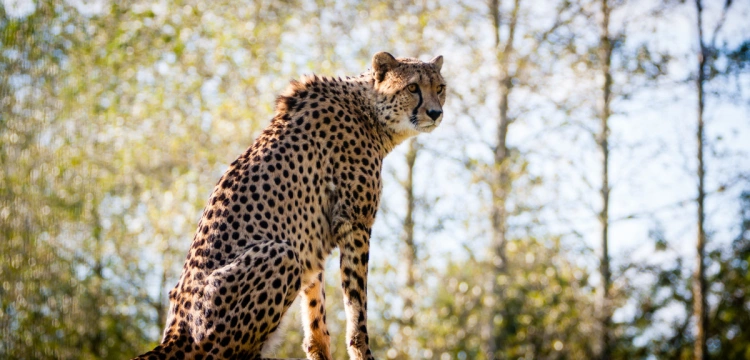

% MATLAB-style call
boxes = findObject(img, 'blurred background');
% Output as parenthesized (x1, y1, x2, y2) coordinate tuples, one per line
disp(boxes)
(1, 0, 749, 359)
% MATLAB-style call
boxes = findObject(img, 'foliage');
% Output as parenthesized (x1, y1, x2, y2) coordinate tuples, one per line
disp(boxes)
(415, 238, 597, 360)
(0, 0, 748, 359)
(706, 190, 750, 359)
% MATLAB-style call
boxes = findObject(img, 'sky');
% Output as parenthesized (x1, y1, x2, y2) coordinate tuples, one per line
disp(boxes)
(4, 0, 748, 339)
(222, 1, 750, 316)
(363, 0, 750, 327)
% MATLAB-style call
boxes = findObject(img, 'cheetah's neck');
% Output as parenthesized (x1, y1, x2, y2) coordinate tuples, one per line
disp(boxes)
(350, 76, 401, 155)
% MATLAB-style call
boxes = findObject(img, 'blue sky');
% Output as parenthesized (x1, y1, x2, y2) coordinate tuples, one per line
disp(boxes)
(6, 0, 747, 343)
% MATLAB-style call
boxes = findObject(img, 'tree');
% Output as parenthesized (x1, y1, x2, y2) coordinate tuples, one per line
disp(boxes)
(693, 1, 708, 357)
(393, 3, 433, 357)
(623, 190, 750, 358)
(545, 0, 672, 355)
(485, 1, 521, 355)
(595, 0, 613, 357)
(1, 0, 298, 357)
(482, 0, 580, 355)
(2, 0, 748, 358)
(706, 190, 750, 358)
(419, 238, 596, 359)
(691, 0, 747, 357)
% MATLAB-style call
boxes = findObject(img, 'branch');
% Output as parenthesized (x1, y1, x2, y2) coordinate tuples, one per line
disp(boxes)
(709, 0, 733, 50)
(611, 179, 746, 223)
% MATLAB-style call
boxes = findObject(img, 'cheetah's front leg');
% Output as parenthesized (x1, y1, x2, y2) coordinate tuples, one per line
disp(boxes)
(301, 271, 332, 360)
(338, 222, 374, 360)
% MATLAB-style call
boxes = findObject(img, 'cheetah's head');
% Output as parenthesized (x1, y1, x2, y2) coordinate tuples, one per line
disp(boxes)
(371, 52, 446, 141)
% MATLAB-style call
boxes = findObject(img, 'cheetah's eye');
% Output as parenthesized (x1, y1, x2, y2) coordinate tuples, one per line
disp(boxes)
(437, 85, 446, 95)
(407, 84, 419, 93)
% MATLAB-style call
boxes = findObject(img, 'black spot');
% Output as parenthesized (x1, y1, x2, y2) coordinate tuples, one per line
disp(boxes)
(255, 308, 266, 321)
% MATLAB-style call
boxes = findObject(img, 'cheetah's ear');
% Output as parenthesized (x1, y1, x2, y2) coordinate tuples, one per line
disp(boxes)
(372, 52, 398, 82)
(430, 55, 443, 71)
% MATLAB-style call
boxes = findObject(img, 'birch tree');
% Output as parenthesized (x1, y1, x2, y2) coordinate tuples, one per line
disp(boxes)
(691, 0, 745, 357)
(595, 0, 613, 357)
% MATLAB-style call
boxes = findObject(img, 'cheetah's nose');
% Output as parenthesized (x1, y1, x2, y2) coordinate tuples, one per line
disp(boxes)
(427, 109, 442, 121)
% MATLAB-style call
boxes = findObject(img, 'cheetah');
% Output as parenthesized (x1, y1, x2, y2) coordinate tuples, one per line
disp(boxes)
(134, 52, 446, 360)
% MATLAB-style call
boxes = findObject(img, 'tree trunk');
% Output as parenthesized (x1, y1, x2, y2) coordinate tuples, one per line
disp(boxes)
(402, 138, 418, 330)
(399, 5, 428, 356)
(485, 0, 521, 357)
(90, 196, 105, 358)
(597, 0, 613, 358)
(693, 1, 708, 359)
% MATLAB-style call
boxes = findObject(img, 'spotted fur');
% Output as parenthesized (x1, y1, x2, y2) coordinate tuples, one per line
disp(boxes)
(134, 52, 446, 360)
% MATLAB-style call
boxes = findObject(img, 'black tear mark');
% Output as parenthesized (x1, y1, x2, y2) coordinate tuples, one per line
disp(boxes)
(410, 87, 422, 124)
